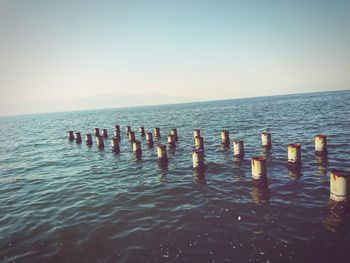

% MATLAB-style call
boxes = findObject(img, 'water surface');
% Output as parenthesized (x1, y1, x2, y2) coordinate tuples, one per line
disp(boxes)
(1, 91, 350, 262)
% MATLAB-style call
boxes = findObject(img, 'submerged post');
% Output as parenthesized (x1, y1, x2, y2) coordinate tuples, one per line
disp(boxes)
(114, 125, 120, 132)
(111, 137, 120, 153)
(251, 156, 267, 186)
(85, 133, 93, 146)
(157, 144, 167, 162)
(102, 129, 108, 138)
(154, 127, 161, 138)
(67, 131, 74, 141)
(94, 128, 100, 137)
(193, 129, 201, 139)
(315, 134, 327, 156)
(288, 144, 301, 168)
(221, 130, 230, 147)
(167, 134, 176, 147)
(171, 128, 178, 141)
(194, 136, 204, 150)
(126, 126, 131, 135)
(139, 126, 145, 136)
(261, 131, 271, 148)
(192, 149, 205, 170)
(146, 132, 154, 146)
(75, 132, 82, 144)
(96, 135, 104, 149)
(329, 170, 350, 217)
(233, 140, 244, 158)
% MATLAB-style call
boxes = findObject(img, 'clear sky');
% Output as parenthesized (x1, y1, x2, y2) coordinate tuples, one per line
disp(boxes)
(0, 0, 349, 116)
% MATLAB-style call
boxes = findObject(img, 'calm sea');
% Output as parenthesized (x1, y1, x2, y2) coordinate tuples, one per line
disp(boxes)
(1, 91, 350, 262)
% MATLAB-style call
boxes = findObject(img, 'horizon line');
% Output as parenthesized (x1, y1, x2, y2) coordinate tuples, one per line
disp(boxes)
(0, 88, 348, 118)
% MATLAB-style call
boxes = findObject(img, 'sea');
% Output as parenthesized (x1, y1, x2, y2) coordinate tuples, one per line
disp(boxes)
(0, 90, 350, 262)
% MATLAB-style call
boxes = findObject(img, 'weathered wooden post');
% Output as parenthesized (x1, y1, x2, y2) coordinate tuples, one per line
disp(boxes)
(193, 129, 201, 139)
(85, 133, 93, 146)
(288, 143, 301, 168)
(157, 144, 167, 162)
(192, 149, 205, 170)
(133, 140, 142, 159)
(194, 136, 204, 150)
(128, 131, 136, 142)
(167, 134, 176, 147)
(139, 126, 145, 136)
(251, 156, 268, 187)
(75, 132, 82, 144)
(154, 127, 161, 138)
(233, 140, 244, 158)
(67, 131, 74, 141)
(94, 128, 100, 137)
(96, 135, 104, 149)
(324, 170, 350, 231)
(102, 129, 108, 138)
(146, 132, 154, 146)
(329, 170, 350, 217)
(221, 130, 230, 147)
(113, 130, 121, 140)
(171, 128, 178, 141)
(315, 134, 327, 156)
(261, 131, 271, 148)
(111, 137, 120, 153)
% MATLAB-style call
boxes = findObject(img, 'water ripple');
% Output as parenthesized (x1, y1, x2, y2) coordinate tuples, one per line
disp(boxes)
(1, 91, 350, 262)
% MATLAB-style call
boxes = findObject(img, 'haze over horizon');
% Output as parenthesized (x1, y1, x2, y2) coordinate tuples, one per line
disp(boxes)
(1, 0, 349, 116)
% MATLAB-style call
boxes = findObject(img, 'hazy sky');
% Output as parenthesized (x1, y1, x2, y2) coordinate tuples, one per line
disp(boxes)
(0, 0, 349, 116)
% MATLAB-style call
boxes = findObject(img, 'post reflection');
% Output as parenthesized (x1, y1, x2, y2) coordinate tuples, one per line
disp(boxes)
(323, 212, 345, 233)
(220, 144, 230, 151)
(251, 184, 270, 205)
(315, 155, 328, 176)
(167, 145, 176, 155)
(233, 158, 245, 178)
(261, 146, 271, 158)
(158, 160, 168, 182)
(193, 169, 206, 184)
(133, 151, 142, 161)
(147, 141, 154, 149)
(323, 200, 347, 233)
(233, 156, 244, 167)
(288, 166, 302, 179)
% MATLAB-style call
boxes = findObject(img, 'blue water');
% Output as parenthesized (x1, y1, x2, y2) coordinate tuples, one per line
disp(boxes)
(0, 91, 350, 262)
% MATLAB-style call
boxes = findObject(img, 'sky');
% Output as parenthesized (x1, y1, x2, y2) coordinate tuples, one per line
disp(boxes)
(0, 0, 349, 116)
